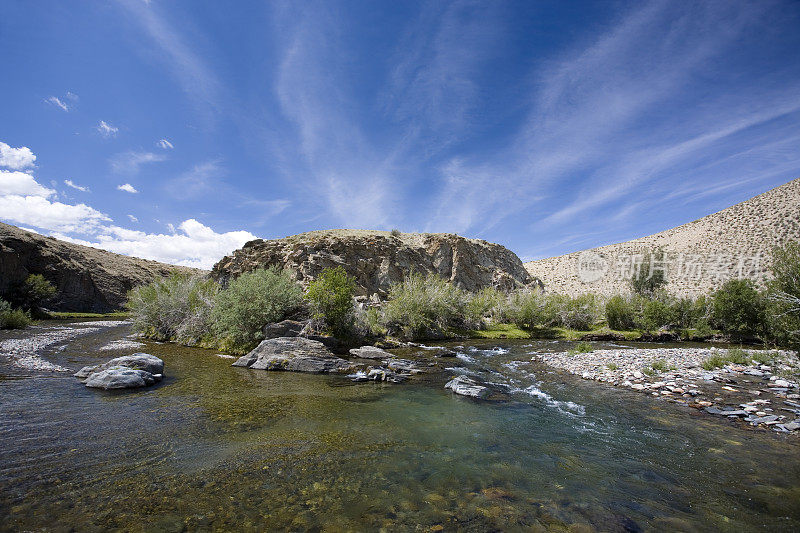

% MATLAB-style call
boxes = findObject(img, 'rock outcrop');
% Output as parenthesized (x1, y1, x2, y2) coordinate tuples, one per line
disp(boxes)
(0, 223, 200, 312)
(212, 229, 534, 297)
(525, 177, 800, 297)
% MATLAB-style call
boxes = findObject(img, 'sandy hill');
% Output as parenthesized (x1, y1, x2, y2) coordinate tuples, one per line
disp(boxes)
(212, 229, 535, 297)
(525, 177, 800, 297)
(0, 223, 200, 312)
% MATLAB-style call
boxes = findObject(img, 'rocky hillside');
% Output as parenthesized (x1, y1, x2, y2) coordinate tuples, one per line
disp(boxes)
(0, 223, 200, 312)
(211, 229, 535, 297)
(525, 177, 800, 297)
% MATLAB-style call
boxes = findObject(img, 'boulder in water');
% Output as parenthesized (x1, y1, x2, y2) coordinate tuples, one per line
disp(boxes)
(75, 353, 164, 390)
(349, 346, 391, 360)
(445, 375, 490, 399)
(233, 337, 352, 373)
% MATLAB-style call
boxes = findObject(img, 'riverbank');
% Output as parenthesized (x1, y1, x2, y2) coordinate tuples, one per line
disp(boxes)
(533, 346, 800, 433)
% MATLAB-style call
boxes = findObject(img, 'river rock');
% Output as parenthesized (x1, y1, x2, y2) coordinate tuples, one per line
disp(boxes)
(349, 346, 391, 359)
(232, 337, 352, 373)
(75, 353, 164, 378)
(75, 353, 164, 390)
(84, 367, 161, 389)
(445, 375, 490, 399)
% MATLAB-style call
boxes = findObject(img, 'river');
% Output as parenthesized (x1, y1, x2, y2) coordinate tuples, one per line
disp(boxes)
(1, 320, 798, 531)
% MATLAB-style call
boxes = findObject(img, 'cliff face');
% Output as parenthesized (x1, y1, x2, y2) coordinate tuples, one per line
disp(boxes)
(211, 229, 534, 296)
(0, 223, 200, 312)
(525, 177, 800, 297)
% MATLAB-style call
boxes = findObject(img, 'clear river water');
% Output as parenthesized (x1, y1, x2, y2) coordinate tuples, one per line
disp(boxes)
(1, 321, 798, 532)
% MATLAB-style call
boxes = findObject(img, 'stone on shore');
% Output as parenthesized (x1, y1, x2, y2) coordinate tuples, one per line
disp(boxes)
(445, 375, 490, 399)
(233, 337, 352, 374)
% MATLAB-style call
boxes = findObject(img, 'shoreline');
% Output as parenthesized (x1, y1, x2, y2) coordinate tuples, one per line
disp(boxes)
(532, 346, 800, 434)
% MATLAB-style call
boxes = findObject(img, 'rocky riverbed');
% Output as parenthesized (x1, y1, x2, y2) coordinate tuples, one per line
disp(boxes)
(533, 346, 800, 433)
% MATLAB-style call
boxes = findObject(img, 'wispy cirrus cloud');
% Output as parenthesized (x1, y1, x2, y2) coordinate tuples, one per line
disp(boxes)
(117, 0, 221, 117)
(110, 150, 167, 174)
(425, 0, 800, 248)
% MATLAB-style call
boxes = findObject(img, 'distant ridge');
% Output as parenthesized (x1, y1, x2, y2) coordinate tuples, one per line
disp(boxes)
(525, 177, 800, 297)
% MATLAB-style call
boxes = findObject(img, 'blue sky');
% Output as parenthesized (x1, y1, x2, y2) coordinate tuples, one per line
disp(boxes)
(1, 0, 799, 268)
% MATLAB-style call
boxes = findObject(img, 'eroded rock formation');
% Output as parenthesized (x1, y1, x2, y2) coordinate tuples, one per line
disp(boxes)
(212, 229, 535, 297)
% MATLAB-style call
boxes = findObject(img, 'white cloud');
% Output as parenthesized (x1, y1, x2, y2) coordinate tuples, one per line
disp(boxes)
(0, 195, 111, 233)
(0, 142, 37, 170)
(158, 138, 174, 149)
(110, 151, 167, 173)
(57, 219, 257, 269)
(96, 121, 119, 138)
(128, 214, 138, 222)
(45, 96, 69, 111)
(0, 170, 55, 197)
(64, 179, 89, 192)
(117, 183, 138, 193)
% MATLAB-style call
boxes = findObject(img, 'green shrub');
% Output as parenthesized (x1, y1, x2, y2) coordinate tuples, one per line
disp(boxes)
(501, 289, 551, 329)
(649, 359, 672, 373)
(701, 347, 751, 370)
(304, 267, 357, 338)
(0, 299, 31, 329)
(466, 287, 505, 325)
(641, 297, 675, 332)
(607, 363, 618, 371)
(382, 273, 473, 340)
(671, 296, 708, 329)
(548, 294, 600, 330)
(711, 279, 767, 337)
(767, 242, 800, 348)
(127, 274, 218, 345)
(605, 295, 638, 330)
(354, 306, 385, 337)
(725, 347, 750, 365)
(212, 267, 303, 350)
(572, 341, 593, 354)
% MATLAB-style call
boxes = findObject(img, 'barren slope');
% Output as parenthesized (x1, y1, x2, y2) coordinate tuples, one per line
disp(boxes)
(525, 177, 800, 297)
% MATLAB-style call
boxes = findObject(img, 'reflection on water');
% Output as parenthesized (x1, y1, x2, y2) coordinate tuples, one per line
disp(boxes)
(1, 324, 799, 531)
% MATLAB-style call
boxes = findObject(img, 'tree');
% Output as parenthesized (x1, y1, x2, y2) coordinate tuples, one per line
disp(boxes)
(304, 267, 357, 338)
(630, 249, 667, 296)
(7, 274, 57, 316)
(711, 279, 767, 338)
